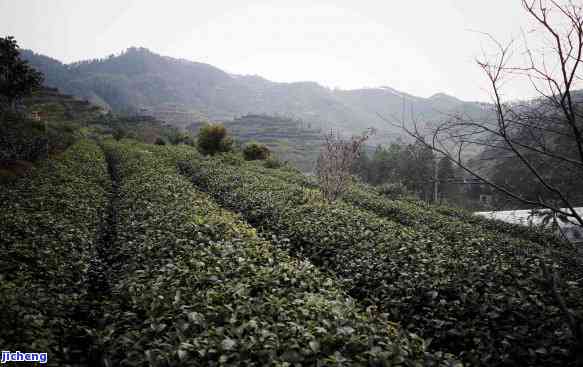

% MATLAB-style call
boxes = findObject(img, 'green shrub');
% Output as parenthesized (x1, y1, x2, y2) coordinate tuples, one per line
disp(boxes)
(218, 151, 243, 166)
(0, 167, 18, 185)
(180, 157, 583, 366)
(100, 141, 454, 366)
(0, 112, 47, 161)
(168, 131, 196, 146)
(196, 123, 233, 156)
(0, 160, 33, 185)
(112, 128, 127, 141)
(243, 142, 270, 160)
(154, 137, 166, 145)
(264, 157, 285, 169)
(378, 182, 409, 198)
(0, 140, 109, 363)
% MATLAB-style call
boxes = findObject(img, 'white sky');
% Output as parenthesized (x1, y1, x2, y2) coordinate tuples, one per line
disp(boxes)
(0, 0, 550, 101)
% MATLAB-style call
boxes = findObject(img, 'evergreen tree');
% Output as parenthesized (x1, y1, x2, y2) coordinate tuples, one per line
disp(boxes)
(0, 36, 43, 110)
(437, 157, 458, 203)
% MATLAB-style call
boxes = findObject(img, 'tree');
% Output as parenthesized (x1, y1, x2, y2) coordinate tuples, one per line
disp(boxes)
(0, 36, 43, 111)
(437, 156, 458, 203)
(400, 141, 435, 201)
(387, 1, 583, 363)
(350, 146, 372, 182)
(243, 142, 271, 160)
(350, 140, 439, 202)
(316, 128, 374, 202)
(392, 1, 583, 226)
(369, 145, 391, 184)
(196, 123, 233, 156)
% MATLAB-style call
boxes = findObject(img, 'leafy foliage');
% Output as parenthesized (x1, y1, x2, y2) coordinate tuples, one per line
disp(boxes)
(99, 141, 454, 366)
(377, 182, 409, 199)
(197, 123, 233, 156)
(242, 142, 270, 161)
(0, 140, 109, 363)
(264, 156, 285, 169)
(180, 157, 583, 366)
(168, 131, 196, 146)
(0, 36, 44, 109)
(352, 141, 436, 201)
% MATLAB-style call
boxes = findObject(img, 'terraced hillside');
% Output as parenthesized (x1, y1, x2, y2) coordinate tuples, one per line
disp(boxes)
(189, 114, 324, 172)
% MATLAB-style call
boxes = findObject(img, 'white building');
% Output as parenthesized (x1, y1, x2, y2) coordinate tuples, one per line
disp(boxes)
(474, 208, 583, 244)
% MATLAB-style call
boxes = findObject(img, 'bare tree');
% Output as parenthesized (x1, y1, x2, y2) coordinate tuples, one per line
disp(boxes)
(386, 0, 583, 225)
(316, 129, 374, 202)
(384, 1, 583, 363)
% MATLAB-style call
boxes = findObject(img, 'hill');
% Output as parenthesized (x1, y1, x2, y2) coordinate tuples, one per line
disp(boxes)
(22, 47, 492, 141)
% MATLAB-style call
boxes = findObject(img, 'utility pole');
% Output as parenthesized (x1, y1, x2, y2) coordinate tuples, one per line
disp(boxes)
(433, 157, 439, 203)
(44, 117, 49, 159)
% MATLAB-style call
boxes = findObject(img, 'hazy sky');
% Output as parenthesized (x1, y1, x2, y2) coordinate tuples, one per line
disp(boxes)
(1, 1, 543, 101)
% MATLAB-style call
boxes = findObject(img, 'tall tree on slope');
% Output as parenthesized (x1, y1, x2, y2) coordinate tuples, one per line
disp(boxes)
(0, 36, 43, 111)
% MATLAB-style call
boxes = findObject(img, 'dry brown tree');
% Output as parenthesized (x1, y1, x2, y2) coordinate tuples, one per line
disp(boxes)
(316, 128, 374, 202)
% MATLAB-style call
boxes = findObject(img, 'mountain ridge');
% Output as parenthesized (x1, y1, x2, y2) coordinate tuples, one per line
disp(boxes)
(21, 47, 492, 140)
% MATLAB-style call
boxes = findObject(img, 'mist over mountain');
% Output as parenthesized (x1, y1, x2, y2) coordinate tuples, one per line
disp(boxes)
(22, 47, 492, 140)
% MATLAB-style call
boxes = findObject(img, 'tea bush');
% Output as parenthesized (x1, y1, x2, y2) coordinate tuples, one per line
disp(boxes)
(101, 141, 454, 366)
(180, 157, 583, 366)
(246, 161, 568, 251)
(263, 157, 284, 169)
(0, 140, 109, 363)
(243, 142, 270, 161)
(197, 123, 233, 156)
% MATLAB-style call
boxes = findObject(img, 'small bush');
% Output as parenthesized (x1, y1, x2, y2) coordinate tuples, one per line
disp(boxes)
(154, 137, 166, 145)
(0, 168, 18, 185)
(168, 131, 196, 146)
(112, 128, 127, 141)
(264, 157, 284, 169)
(243, 142, 270, 160)
(218, 151, 243, 166)
(197, 123, 233, 155)
(378, 182, 408, 198)
(0, 160, 33, 185)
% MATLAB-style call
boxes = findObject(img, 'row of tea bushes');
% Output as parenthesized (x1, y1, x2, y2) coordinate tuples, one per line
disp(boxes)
(245, 161, 568, 251)
(248, 163, 582, 287)
(341, 184, 581, 266)
(0, 140, 110, 363)
(425, 199, 571, 246)
(101, 141, 453, 366)
(180, 157, 582, 366)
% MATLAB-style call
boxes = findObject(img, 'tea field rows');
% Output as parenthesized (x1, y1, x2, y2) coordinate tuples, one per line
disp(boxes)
(178, 153, 582, 367)
(1, 140, 456, 366)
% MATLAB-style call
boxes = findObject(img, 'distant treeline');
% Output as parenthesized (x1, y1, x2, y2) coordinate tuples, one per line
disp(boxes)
(352, 140, 492, 209)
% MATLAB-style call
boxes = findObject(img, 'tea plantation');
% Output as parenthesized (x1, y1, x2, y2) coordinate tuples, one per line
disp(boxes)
(178, 154, 583, 367)
(1, 140, 457, 366)
(1, 139, 581, 366)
